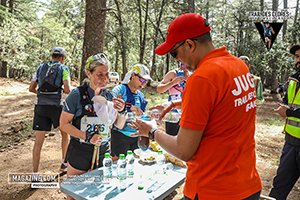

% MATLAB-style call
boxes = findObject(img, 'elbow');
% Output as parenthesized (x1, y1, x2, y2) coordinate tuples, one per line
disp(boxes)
(29, 88, 36, 94)
(29, 86, 34, 93)
(176, 147, 196, 162)
(177, 153, 193, 162)
(64, 88, 71, 94)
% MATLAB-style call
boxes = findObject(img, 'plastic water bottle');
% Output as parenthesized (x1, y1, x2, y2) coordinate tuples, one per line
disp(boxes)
(102, 153, 112, 182)
(126, 150, 135, 178)
(156, 150, 165, 166)
(156, 150, 165, 175)
(117, 154, 127, 190)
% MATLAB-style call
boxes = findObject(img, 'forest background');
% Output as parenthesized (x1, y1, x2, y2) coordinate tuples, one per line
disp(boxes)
(0, 0, 300, 90)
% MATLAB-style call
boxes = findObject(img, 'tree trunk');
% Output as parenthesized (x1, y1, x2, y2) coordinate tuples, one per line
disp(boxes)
(268, 0, 279, 92)
(8, 0, 13, 13)
(1, 0, 6, 6)
(137, 0, 149, 64)
(0, 0, 7, 78)
(150, 0, 166, 79)
(282, 0, 287, 40)
(0, 62, 7, 78)
(295, 0, 299, 26)
(272, 0, 278, 11)
(187, 0, 195, 13)
(80, 0, 107, 84)
(164, 54, 170, 77)
(205, 1, 209, 19)
(114, 0, 127, 79)
(114, 46, 119, 72)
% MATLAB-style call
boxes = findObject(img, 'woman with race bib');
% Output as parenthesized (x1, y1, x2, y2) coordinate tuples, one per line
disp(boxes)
(59, 53, 125, 200)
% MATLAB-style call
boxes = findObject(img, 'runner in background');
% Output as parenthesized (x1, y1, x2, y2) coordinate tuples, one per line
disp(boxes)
(29, 47, 71, 173)
(239, 56, 264, 101)
(156, 62, 189, 135)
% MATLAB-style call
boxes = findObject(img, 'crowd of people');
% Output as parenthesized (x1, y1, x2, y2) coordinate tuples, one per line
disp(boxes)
(29, 13, 300, 200)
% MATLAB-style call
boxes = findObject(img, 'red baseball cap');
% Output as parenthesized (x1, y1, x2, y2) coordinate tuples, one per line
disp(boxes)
(155, 13, 211, 56)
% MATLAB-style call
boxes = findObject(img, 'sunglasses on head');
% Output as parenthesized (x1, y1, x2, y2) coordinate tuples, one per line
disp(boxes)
(135, 74, 148, 84)
(170, 41, 185, 58)
(86, 53, 108, 69)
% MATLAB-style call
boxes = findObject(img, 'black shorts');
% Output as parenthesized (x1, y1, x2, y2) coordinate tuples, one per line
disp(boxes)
(165, 121, 180, 136)
(66, 138, 109, 171)
(111, 128, 138, 157)
(33, 105, 62, 131)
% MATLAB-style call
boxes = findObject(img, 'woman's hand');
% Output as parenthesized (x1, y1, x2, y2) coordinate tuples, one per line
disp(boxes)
(89, 134, 103, 146)
(172, 76, 184, 85)
(130, 105, 143, 116)
(128, 118, 152, 137)
(149, 102, 175, 120)
(112, 94, 125, 112)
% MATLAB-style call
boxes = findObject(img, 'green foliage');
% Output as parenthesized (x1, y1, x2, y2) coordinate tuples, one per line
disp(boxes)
(1, 0, 299, 87)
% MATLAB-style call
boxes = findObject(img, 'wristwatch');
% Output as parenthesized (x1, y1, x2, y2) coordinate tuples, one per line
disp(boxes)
(148, 128, 158, 141)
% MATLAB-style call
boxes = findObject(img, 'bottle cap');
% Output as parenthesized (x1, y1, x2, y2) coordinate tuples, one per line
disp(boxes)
(127, 150, 133, 155)
(104, 153, 110, 158)
(119, 154, 125, 159)
(158, 150, 163, 155)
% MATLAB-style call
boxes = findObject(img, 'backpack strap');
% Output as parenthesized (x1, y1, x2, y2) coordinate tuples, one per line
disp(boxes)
(78, 83, 95, 116)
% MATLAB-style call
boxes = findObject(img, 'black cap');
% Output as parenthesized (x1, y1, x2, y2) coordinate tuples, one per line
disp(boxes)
(290, 45, 300, 55)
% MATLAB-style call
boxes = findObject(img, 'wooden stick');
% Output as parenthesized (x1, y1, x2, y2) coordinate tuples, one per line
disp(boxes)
(96, 145, 100, 168)
(90, 145, 98, 171)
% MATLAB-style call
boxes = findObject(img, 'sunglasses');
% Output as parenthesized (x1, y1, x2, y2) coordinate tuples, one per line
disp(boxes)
(179, 62, 187, 69)
(135, 74, 148, 84)
(170, 41, 185, 58)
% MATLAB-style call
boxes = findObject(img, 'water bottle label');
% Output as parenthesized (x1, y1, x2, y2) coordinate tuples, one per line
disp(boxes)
(80, 117, 109, 142)
(128, 171, 134, 176)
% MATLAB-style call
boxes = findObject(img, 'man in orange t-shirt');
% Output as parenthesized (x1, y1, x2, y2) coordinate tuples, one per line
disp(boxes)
(130, 13, 262, 200)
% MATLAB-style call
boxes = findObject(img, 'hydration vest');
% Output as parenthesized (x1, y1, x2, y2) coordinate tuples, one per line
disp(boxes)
(72, 83, 112, 130)
(37, 62, 62, 94)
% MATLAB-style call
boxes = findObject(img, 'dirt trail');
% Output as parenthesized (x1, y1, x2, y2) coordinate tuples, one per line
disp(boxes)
(0, 78, 299, 200)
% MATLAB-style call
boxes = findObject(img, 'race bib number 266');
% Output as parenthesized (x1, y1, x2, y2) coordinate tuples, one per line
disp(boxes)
(80, 117, 109, 141)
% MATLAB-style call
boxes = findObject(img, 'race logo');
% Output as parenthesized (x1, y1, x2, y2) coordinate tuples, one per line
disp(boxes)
(247, 10, 290, 50)
(8, 173, 59, 188)
(255, 21, 283, 50)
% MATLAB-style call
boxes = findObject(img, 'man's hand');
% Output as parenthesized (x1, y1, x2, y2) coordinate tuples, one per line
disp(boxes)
(128, 118, 153, 137)
(274, 103, 289, 117)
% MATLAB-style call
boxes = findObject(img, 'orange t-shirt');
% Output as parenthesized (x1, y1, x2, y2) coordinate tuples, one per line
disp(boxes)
(180, 47, 262, 200)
